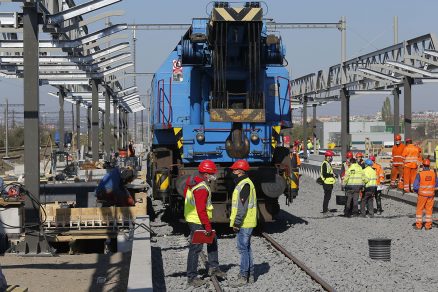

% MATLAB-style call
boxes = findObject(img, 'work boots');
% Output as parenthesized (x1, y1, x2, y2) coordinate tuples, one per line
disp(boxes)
(187, 277, 207, 288)
(248, 274, 255, 284)
(208, 268, 227, 279)
(231, 274, 248, 287)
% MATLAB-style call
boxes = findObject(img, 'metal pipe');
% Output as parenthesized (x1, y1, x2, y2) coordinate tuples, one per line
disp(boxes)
(76, 100, 80, 159)
(312, 103, 317, 151)
(302, 96, 308, 159)
(341, 88, 350, 158)
(113, 102, 118, 150)
(394, 16, 398, 44)
(91, 79, 99, 161)
(340, 16, 347, 85)
(104, 89, 111, 159)
(404, 77, 412, 139)
(87, 106, 91, 153)
(5, 99, 8, 158)
(393, 88, 400, 136)
(59, 88, 65, 152)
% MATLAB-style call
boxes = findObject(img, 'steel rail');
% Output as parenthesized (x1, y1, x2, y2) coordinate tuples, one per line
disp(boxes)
(199, 251, 223, 292)
(261, 232, 336, 292)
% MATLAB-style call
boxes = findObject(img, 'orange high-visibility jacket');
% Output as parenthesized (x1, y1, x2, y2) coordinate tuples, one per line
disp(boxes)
(392, 144, 405, 166)
(417, 170, 436, 197)
(373, 162, 385, 185)
(402, 144, 421, 168)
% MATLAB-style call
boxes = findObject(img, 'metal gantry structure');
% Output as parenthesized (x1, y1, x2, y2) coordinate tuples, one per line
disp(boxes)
(0, 0, 145, 252)
(290, 33, 438, 158)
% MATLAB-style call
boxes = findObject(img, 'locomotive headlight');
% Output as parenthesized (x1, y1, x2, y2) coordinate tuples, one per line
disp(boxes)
(196, 132, 205, 143)
(250, 132, 259, 142)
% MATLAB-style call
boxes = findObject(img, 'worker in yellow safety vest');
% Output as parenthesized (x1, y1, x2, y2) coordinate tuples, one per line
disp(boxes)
(229, 159, 257, 287)
(184, 160, 226, 287)
(362, 159, 377, 217)
(343, 157, 368, 217)
(320, 150, 336, 215)
(289, 146, 301, 198)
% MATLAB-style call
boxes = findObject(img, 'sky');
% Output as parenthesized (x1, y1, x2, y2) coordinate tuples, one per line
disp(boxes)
(1, 0, 438, 119)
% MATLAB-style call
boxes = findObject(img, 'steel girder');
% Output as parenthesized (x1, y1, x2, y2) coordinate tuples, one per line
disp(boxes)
(291, 33, 438, 101)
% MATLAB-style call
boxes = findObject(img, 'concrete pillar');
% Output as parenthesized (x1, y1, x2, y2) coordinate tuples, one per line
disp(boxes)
(404, 77, 412, 140)
(76, 100, 80, 158)
(302, 96, 308, 159)
(87, 106, 91, 153)
(58, 88, 65, 152)
(91, 79, 99, 162)
(393, 88, 400, 136)
(104, 89, 111, 159)
(341, 88, 350, 159)
(23, 2, 40, 223)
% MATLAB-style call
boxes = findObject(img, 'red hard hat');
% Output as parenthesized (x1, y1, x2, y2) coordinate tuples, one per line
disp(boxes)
(199, 160, 218, 174)
(395, 134, 401, 142)
(355, 152, 363, 158)
(230, 160, 250, 171)
(346, 151, 353, 159)
(423, 159, 431, 167)
(406, 138, 412, 143)
(294, 140, 300, 146)
(325, 150, 334, 157)
(370, 155, 376, 162)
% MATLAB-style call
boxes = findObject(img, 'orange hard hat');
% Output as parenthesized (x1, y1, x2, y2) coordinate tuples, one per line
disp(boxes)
(423, 159, 431, 167)
(346, 151, 353, 159)
(325, 150, 334, 157)
(230, 160, 250, 171)
(355, 152, 363, 158)
(370, 155, 376, 162)
(199, 160, 218, 174)
(395, 134, 401, 142)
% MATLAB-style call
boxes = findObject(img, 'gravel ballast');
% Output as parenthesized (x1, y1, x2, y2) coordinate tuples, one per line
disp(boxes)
(151, 175, 438, 291)
(150, 202, 324, 291)
(269, 175, 438, 291)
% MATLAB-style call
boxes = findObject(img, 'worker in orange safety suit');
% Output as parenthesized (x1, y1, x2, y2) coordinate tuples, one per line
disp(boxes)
(390, 134, 405, 189)
(402, 138, 422, 193)
(370, 155, 385, 214)
(413, 159, 437, 230)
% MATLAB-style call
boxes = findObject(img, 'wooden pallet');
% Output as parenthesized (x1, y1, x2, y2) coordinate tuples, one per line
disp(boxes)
(42, 192, 147, 229)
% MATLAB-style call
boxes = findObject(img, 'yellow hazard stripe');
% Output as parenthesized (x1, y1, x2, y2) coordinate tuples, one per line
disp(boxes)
(173, 127, 183, 150)
(271, 125, 281, 149)
(214, 8, 234, 21)
(242, 8, 261, 21)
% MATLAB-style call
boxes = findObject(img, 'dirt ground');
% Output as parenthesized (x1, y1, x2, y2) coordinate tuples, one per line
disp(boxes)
(1, 252, 131, 292)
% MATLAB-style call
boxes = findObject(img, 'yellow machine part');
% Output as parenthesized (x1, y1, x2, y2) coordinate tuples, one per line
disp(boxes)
(155, 172, 170, 192)
(290, 171, 299, 190)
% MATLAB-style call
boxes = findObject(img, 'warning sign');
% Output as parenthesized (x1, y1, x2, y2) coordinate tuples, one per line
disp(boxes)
(172, 59, 183, 82)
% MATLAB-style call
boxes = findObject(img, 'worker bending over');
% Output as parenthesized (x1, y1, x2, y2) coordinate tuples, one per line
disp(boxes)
(95, 167, 136, 207)
(413, 159, 437, 230)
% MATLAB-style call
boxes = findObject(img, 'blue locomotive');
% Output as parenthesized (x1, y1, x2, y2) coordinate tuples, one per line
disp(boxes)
(149, 2, 292, 223)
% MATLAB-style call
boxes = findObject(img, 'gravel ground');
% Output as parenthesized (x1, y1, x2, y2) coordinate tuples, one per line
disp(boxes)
(1, 252, 131, 291)
(150, 201, 324, 292)
(267, 175, 438, 292)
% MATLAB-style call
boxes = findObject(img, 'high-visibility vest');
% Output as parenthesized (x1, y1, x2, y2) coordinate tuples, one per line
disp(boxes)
(364, 166, 377, 188)
(418, 170, 436, 197)
(307, 141, 313, 150)
(392, 143, 405, 166)
(372, 162, 385, 185)
(230, 177, 257, 228)
(435, 145, 438, 169)
(290, 153, 301, 172)
(402, 144, 421, 169)
(344, 163, 367, 187)
(320, 160, 336, 184)
(184, 181, 213, 224)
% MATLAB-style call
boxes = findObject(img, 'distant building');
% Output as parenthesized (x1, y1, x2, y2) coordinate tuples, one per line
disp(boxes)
(316, 121, 401, 151)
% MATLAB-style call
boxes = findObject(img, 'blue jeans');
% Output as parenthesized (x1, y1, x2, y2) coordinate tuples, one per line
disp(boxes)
(187, 223, 219, 279)
(236, 227, 254, 277)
